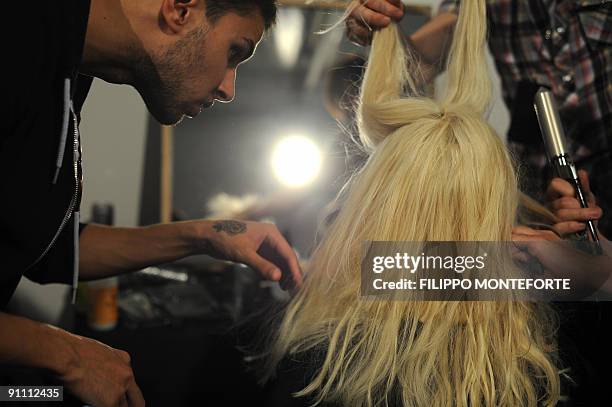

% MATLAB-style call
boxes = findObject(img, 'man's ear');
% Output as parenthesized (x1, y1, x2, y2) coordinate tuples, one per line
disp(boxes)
(159, 0, 203, 34)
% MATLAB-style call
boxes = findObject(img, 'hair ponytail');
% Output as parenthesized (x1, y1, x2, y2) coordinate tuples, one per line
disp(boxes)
(442, 0, 491, 113)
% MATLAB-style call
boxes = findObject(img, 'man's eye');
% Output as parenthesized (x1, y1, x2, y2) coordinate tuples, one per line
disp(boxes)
(228, 46, 242, 66)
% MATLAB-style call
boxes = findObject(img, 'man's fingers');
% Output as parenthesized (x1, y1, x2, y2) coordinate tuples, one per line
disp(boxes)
(554, 221, 587, 236)
(512, 226, 560, 241)
(512, 233, 535, 242)
(511, 235, 540, 261)
(263, 232, 303, 289)
(361, 0, 402, 6)
(126, 381, 145, 407)
(577, 169, 597, 206)
(510, 240, 532, 263)
(352, 6, 392, 29)
(346, 19, 372, 46)
(360, 0, 404, 20)
(512, 226, 556, 238)
(578, 169, 591, 193)
(556, 207, 602, 222)
(512, 231, 563, 266)
(546, 177, 574, 200)
(546, 172, 597, 208)
(116, 350, 131, 364)
(551, 196, 581, 211)
(512, 225, 538, 235)
(512, 233, 553, 242)
(346, 0, 403, 46)
(245, 252, 282, 281)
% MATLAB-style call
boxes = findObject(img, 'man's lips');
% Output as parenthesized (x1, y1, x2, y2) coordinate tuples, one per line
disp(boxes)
(185, 101, 214, 118)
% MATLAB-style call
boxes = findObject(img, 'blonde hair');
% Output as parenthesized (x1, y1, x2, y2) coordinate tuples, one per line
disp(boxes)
(263, 1, 561, 405)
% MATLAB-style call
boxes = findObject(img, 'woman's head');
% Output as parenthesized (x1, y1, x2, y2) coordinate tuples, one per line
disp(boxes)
(263, 1, 561, 405)
(342, 107, 519, 243)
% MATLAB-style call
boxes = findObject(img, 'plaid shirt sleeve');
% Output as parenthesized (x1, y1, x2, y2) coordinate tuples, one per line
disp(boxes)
(438, 0, 459, 14)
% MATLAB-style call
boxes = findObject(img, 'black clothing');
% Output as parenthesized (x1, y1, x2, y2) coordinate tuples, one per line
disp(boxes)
(0, 0, 92, 308)
(266, 351, 332, 407)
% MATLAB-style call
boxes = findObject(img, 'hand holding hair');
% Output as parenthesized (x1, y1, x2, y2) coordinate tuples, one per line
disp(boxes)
(346, 0, 404, 46)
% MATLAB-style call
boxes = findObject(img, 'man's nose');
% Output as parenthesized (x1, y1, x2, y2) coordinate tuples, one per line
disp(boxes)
(215, 69, 236, 103)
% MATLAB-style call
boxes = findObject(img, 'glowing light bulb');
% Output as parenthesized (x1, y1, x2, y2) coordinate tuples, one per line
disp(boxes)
(271, 135, 322, 187)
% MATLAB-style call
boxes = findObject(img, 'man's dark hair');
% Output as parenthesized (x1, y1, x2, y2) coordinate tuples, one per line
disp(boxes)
(205, 0, 278, 31)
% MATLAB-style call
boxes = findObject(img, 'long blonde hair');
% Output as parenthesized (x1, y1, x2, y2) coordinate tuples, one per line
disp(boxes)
(263, 1, 561, 405)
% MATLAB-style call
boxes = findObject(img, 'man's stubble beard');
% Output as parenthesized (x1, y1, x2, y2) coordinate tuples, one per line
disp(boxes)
(134, 26, 209, 125)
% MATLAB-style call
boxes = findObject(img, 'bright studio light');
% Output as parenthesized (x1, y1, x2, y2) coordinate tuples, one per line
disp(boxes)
(272, 135, 322, 187)
(273, 9, 304, 69)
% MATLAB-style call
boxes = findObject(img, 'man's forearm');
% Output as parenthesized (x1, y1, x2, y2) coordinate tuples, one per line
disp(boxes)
(408, 12, 458, 79)
(0, 312, 76, 375)
(79, 222, 202, 280)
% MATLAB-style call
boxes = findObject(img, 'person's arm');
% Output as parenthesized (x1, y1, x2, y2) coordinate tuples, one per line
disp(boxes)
(346, 0, 458, 79)
(0, 312, 73, 373)
(409, 12, 457, 67)
(0, 312, 144, 407)
(511, 226, 612, 298)
(79, 219, 302, 289)
(512, 171, 611, 298)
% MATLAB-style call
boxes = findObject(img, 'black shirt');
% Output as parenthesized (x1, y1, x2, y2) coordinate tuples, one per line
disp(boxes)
(0, 0, 92, 308)
(266, 350, 336, 407)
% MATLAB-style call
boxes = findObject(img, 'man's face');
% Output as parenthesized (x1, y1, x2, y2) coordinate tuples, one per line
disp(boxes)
(137, 11, 265, 125)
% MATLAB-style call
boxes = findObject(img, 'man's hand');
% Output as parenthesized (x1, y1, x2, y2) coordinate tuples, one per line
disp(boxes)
(79, 221, 302, 288)
(192, 220, 302, 290)
(0, 314, 145, 407)
(59, 332, 144, 407)
(546, 170, 605, 238)
(511, 226, 610, 298)
(346, 0, 404, 46)
(511, 225, 562, 264)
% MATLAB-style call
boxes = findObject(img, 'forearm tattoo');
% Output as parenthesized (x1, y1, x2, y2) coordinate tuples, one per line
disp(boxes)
(213, 220, 247, 235)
